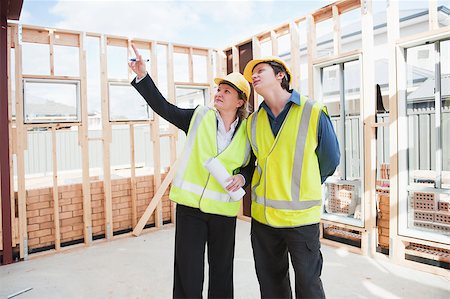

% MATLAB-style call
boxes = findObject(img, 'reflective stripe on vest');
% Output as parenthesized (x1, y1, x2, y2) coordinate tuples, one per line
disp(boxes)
(172, 107, 209, 188)
(250, 100, 321, 209)
(170, 106, 250, 215)
(177, 180, 233, 202)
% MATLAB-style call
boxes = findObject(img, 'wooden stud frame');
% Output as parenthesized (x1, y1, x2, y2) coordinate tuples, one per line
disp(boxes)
(6, 23, 215, 259)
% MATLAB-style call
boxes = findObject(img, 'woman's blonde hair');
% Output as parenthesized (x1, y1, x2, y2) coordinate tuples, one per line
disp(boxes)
(237, 92, 251, 120)
(224, 82, 252, 120)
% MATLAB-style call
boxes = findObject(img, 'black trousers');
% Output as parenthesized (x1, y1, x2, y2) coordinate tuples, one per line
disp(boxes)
(251, 219, 325, 299)
(173, 204, 237, 299)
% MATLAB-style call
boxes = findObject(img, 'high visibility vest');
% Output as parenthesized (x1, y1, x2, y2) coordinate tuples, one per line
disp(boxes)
(170, 107, 251, 217)
(247, 97, 325, 227)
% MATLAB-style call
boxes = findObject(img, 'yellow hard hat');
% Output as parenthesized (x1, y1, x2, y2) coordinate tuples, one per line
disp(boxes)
(243, 56, 291, 83)
(214, 72, 251, 100)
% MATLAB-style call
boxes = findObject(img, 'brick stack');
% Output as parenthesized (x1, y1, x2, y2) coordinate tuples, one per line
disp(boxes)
(325, 183, 356, 216)
(413, 192, 450, 233)
(24, 174, 172, 251)
(377, 190, 390, 249)
(376, 163, 390, 249)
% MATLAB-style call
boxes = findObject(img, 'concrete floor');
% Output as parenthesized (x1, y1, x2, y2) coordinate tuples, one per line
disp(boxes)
(1, 220, 449, 299)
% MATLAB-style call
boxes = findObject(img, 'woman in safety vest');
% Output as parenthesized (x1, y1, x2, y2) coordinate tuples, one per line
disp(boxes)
(129, 44, 253, 298)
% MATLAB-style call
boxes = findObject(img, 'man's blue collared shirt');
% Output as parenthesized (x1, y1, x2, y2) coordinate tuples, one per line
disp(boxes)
(260, 90, 340, 183)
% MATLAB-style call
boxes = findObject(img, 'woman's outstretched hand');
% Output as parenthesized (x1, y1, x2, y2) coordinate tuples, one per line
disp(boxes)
(128, 43, 147, 79)
(225, 174, 245, 192)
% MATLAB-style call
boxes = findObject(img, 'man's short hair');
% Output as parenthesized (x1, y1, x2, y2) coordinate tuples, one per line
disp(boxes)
(260, 61, 290, 91)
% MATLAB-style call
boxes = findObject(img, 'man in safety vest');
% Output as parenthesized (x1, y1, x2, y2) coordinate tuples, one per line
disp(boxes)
(243, 57, 340, 299)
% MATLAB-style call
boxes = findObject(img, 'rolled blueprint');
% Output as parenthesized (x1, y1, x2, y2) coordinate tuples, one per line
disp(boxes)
(204, 157, 246, 201)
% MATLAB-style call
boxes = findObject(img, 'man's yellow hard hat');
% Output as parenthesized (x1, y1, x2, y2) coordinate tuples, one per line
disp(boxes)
(243, 56, 292, 83)
(214, 72, 251, 100)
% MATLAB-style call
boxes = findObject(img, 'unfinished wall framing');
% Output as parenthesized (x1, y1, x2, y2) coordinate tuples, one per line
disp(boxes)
(3, 23, 222, 260)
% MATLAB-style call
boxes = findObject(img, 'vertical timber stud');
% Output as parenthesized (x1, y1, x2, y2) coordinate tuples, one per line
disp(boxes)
(152, 41, 163, 228)
(387, 0, 401, 262)
(100, 35, 113, 239)
(361, 0, 376, 257)
(207, 49, 214, 105)
(1, 1, 13, 264)
(49, 29, 55, 76)
(167, 43, 176, 224)
(127, 39, 138, 228)
(51, 127, 61, 250)
(168, 44, 177, 164)
(129, 123, 137, 228)
(289, 22, 300, 91)
(232, 46, 239, 73)
(307, 15, 316, 99)
(251, 36, 261, 109)
(270, 30, 278, 56)
(80, 32, 92, 245)
(14, 24, 28, 260)
(188, 47, 194, 83)
(332, 5, 341, 56)
(429, 0, 438, 30)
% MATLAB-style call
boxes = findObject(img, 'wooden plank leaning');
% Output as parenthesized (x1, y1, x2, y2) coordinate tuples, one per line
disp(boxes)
(132, 159, 179, 236)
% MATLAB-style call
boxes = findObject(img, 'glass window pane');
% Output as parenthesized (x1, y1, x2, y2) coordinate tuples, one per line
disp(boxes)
(22, 43, 50, 75)
(298, 21, 308, 96)
(175, 87, 207, 156)
(54, 45, 79, 77)
(157, 45, 169, 132)
(316, 18, 333, 58)
(110, 125, 131, 169)
(260, 40, 272, 57)
(277, 34, 291, 57)
(174, 53, 189, 82)
(322, 60, 363, 226)
(322, 65, 341, 178)
(437, 1, 450, 28)
(344, 60, 361, 179)
(109, 84, 153, 121)
(24, 81, 80, 123)
(193, 55, 207, 83)
(340, 8, 362, 53)
(107, 46, 129, 79)
(176, 87, 206, 108)
(86, 36, 102, 130)
(406, 44, 436, 186)
(399, 2, 429, 38)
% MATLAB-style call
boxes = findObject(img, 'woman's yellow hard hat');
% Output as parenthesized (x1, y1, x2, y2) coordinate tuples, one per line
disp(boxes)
(214, 72, 251, 100)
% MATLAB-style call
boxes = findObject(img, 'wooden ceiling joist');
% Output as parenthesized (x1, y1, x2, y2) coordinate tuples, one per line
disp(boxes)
(53, 32, 80, 47)
(22, 27, 50, 44)
(106, 37, 128, 47)
(337, 0, 361, 14)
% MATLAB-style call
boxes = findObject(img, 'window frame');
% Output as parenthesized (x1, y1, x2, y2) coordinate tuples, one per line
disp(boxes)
(397, 31, 450, 244)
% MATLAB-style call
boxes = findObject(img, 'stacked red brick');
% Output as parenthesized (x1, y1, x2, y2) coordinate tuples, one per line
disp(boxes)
(25, 174, 172, 251)
(326, 184, 356, 215)
(376, 163, 390, 249)
(413, 192, 450, 233)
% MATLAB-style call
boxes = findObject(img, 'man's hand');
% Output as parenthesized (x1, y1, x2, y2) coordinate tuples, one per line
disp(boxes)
(128, 43, 147, 79)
